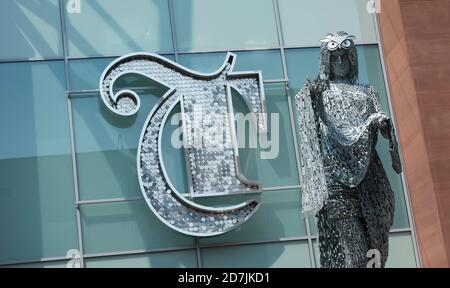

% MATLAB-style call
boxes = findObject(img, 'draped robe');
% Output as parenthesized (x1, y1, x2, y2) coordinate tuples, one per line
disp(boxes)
(295, 82, 399, 267)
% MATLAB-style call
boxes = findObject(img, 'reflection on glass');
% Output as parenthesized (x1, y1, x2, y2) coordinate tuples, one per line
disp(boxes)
(201, 241, 311, 268)
(0, 61, 77, 263)
(0, 0, 63, 59)
(197, 189, 306, 245)
(80, 201, 195, 254)
(3, 261, 69, 268)
(385, 233, 417, 268)
(72, 80, 187, 200)
(278, 0, 377, 47)
(178, 50, 284, 80)
(85, 250, 198, 268)
(256, 84, 299, 187)
(68, 55, 175, 91)
(69, 57, 115, 91)
(234, 84, 299, 188)
(64, 0, 173, 57)
(173, 0, 278, 51)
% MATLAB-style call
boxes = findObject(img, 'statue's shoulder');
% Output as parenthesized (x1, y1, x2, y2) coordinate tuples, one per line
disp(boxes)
(352, 83, 377, 95)
(295, 84, 311, 100)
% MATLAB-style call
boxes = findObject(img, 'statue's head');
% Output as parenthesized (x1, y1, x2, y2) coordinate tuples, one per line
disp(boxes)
(318, 31, 358, 84)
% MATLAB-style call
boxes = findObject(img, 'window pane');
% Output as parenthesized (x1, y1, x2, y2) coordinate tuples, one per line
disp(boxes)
(201, 241, 311, 268)
(197, 189, 306, 246)
(386, 233, 417, 268)
(3, 260, 69, 268)
(234, 50, 284, 80)
(309, 216, 318, 236)
(68, 57, 115, 91)
(73, 93, 147, 201)
(68, 54, 175, 91)
(85, 250, 198, 268)
(173, 0, 279, 51)
(278, 0, 377, 47)
(64, 0, 173, 57)
(257, 84, 299, 187)
(227, 84, 299, 188)
(178, 52, 227, 74)
(285, 47, 319, 95)
(285, 46, 410, 229)
(178, 50, 284, 80)
(0, 0, 63, 60)
(313, 239, 320, 267)
(72, 90, 187, 201)
(0, 62, 78, 263)
(81, 201, 195, 254)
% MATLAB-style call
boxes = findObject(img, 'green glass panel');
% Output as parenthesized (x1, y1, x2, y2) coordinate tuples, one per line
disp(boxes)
(234, 51, 284, 80)
(201, 241, 311, 268)
(257, 84, 299, 187)
(309, 216, 318, 237)
(68, 57, 115, 91)
(313, 239, 320, 268)
(0, 0, 63, 59)
(3, 261, 69, 268)
(228, 84, 299, 188)
(68, 54, 175, 91)
(72, 84, 187, 201)
(232, 87, 259, 183)
(178, 50, 284, 80)
(285, 46, 410, 229)
(85, 250, 198, 268)
(386, 233, 417, 268)
(278, 0, 377, 47)
(0, 62, 77, 263)
(178, 52, 227, 74)
(63, 0, 173, 57)
(80, 201, 195, 254)
(0, 155, 78, 264)
(197, 189, 306, 245)
(285, 47, 320, 95)
(173, 0, 278, 51)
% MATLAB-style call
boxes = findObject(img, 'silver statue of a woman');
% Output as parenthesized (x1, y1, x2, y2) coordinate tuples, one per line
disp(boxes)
(295, 31, 402, 268)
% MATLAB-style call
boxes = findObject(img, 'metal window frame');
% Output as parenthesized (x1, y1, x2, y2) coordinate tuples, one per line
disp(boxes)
(0, 0, 420, 268)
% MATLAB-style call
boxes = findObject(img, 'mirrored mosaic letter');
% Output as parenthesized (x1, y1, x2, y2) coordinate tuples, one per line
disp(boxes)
(99, 53, 267, 236)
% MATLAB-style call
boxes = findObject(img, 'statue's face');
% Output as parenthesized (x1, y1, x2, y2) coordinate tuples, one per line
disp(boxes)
(320, 32, 356, 82)
(330, 49, 351, 80)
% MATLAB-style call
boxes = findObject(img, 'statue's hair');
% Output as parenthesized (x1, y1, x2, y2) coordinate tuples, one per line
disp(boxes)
(318, 31, 358, 84)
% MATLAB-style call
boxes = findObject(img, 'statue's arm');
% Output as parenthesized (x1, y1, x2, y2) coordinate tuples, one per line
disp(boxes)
(305, 77, 329, 124)
(368, 86, 403, 174)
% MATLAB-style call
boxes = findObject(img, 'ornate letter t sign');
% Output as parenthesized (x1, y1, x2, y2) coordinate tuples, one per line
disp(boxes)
(99, 53, 267, 237)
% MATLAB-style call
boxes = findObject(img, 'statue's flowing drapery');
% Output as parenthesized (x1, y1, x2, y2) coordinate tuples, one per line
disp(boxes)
(295, 82, 398, 267)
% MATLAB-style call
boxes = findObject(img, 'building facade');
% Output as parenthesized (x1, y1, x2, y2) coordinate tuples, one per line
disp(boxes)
(0, 0, 420, 268)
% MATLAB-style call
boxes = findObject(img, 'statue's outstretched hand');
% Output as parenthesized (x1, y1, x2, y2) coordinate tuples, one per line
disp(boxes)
(390, 142, 402, 174)
(377, 115, 402, 173)
(377, 114, 391, 139)
(306, 77, 330, 97)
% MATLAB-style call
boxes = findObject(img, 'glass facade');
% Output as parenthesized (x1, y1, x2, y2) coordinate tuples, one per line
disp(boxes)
(0, 0, 418, 268)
